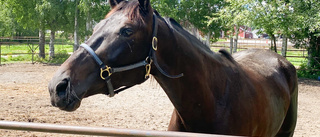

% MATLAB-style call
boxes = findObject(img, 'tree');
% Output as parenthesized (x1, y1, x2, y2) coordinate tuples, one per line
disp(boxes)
(213, 0, 319, 75)
(180, 0, 225, 41)
(37, 0, 70, 57)
(289, 0, 320, 71)
(209, 0, 249, 54)
(212, 0, 312, 55)
(151, 0, 180, 20)
(67, 0, 110, 51)
(0, 2, 38, 37)
(152, 0, 226, 45)
(73, 0, 80, 51)
(0, 2, 16, 36)
(0, 0, 47, 57)
(244, 0, 287, 53)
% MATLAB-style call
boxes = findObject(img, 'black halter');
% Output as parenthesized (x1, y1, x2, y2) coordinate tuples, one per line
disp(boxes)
(80, 13, 183, 97)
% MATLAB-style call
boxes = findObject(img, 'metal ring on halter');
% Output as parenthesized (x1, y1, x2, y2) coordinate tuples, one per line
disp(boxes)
(100, 67, 112, 80)
(152, 37, 158, 51)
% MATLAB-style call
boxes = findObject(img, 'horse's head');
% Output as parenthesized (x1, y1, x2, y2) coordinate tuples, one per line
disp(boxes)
(48, 0, 156, 111)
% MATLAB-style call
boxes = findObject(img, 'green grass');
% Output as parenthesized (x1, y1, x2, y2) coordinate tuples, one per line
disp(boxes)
(1, 44, 73, 54)
(1, 45, 32, 54)
(0, 44, 72, 64)
(47, 44, 73, 53)
(297, 62, 320, 79)
(217, 38, 228, 42)
(286, 57, 305, 67)
(284, 50, 307, 67)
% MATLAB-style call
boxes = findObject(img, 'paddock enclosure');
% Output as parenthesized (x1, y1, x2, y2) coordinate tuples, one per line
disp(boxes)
(0, 63, 319, 136)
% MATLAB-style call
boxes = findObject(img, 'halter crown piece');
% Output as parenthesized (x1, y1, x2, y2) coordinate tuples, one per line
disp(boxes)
(80, 13, 183, 97)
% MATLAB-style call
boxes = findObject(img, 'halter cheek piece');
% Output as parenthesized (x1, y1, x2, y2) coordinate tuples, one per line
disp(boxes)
(80, 13, 183, 97)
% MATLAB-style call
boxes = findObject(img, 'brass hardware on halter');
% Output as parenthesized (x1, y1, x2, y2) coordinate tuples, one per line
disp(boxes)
(100, 67, 112, 80)
(152, 37, 158, 51)
(145, 60, 153, 79)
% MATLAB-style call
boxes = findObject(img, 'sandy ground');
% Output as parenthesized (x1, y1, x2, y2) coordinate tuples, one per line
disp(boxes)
(0, 63, 319, 137)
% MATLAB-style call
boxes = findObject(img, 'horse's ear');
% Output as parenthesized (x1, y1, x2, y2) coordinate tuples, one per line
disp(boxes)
(138, 0, 151, 14)
(109, 0, 123, 9)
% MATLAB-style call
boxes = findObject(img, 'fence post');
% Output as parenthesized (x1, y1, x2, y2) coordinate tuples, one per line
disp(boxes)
(32, 44, 34, 64)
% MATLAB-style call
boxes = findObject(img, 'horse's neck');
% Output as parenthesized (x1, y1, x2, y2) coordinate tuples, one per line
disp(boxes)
(153, 20, 233, 123)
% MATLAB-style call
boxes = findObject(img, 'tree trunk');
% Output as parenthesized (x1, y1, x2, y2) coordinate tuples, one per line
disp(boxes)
(316, 36, 320, 66)
(270, 38, 274, 51)
(38, 29, 45, 58)
(49, 30, 55, 58)
(281, 36, 288, 57)
(73, 0, 80, 52)
(221, 31, 225, 39)
(307, 44, 312, 67)
(206, 32, 211, 48)
(85, 11, 91, 42)
(230, 37, 233, 54)
(233, 26, 239, 53)
(273, 35, 277, 53)
(270, 34, 277, 53)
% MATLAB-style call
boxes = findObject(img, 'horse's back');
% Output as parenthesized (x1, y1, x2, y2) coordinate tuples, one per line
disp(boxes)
(233, 49, 297, 95)
(233, 49, 298, 136)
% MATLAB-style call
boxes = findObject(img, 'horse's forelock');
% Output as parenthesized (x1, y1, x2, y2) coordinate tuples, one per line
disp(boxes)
(105, 1, 149, 28)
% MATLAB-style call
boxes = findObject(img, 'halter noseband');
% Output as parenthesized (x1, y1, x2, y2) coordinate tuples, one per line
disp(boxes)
(80, 13, 183, 97)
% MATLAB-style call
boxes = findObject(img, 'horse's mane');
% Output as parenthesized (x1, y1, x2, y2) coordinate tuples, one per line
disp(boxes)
(162, 17, 234, 62)
(163, 18, 212, 52)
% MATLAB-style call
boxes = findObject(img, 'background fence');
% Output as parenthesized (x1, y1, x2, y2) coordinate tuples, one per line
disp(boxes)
(211, 39, 309, 67)
(0, 36, 73, 65)
(0, 36, 39, 64)
(0, 37, 309, 67)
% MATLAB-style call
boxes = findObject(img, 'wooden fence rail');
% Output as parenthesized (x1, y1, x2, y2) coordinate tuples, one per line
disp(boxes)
(0, 37, 313, 68)
(0, 36, 73, 65)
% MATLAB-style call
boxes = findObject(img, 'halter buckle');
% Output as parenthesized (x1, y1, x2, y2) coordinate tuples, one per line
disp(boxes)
(100, 67, 112, 80)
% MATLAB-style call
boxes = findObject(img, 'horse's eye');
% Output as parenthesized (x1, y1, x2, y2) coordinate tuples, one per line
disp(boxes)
(120, 28, 133, 37)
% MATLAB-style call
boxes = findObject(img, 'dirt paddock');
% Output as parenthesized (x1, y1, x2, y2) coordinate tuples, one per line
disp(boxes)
(0, 63, 319, 137)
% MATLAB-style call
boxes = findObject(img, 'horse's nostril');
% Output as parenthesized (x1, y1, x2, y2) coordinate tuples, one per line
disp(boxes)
(56, 79, 69, 97)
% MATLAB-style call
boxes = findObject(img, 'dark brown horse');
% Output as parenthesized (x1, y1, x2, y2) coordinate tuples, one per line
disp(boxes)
(48, 0, 298, 136)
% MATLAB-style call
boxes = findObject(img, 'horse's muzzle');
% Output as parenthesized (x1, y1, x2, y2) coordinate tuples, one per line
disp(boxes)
(48, 78, 81, 112)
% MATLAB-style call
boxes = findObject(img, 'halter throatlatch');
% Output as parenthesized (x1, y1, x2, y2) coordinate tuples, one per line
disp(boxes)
(80, 13, 183, 97)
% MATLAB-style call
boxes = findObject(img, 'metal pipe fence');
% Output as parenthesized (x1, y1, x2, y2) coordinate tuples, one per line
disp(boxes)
(0, 121, 231, 137)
